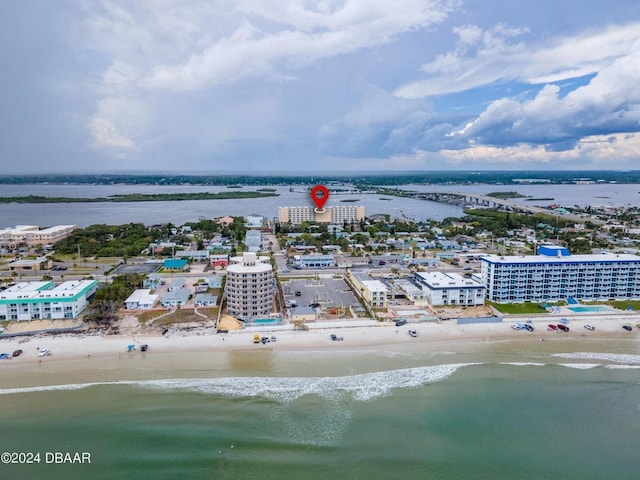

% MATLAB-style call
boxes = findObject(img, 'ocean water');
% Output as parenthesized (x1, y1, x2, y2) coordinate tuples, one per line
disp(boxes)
(1, 350, 639, 480)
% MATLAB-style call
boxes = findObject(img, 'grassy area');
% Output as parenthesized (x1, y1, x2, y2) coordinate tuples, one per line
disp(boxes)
(136, 310, 166, 324)
(151, 308, 210, 326)
(606, 300, 640, 311)
(490, 302, 549, 314)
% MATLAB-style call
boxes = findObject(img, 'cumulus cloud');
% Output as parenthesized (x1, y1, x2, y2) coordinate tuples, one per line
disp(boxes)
(449, 41, 640, 150)
(395, 22, 640, 98)
(89, 117, 135, 148)
(437, 133, 640, 168)
(318, 82, 469, 157)
(81, 0, 455, 153)
(140, 0, 454, 90)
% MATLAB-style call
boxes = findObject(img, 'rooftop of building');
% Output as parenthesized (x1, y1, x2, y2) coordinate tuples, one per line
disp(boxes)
(481, 252, 640, 265)
(415, 271, 482, 288)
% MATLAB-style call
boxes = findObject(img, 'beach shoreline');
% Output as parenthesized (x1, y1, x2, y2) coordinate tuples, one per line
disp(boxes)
(1, 315, 638, 390)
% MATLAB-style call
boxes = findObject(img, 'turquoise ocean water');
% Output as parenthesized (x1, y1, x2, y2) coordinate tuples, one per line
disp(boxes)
(1, 349, 639, 480)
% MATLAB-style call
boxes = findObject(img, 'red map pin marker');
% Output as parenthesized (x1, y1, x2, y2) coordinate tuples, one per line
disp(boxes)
(310, 185, 329, 212)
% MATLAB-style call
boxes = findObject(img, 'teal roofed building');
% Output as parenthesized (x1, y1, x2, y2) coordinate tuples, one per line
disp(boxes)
(0, 280, 98, 321)
(162, 259, 188, 271)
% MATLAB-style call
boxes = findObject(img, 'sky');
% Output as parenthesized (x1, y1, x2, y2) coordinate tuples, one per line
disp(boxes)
(2, 0, 640, 173)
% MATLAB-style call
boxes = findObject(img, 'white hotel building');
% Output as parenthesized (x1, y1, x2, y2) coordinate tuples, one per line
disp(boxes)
(413, 272, 485, 306)
(226, 252, 274, 320)
(278, 206, 365, 225)
(481, 252, 640, 303)
(0, 280, 98, 321)
(0, 225, 76, 247)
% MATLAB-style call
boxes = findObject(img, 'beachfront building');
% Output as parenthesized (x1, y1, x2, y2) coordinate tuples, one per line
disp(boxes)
(0, 225, 76, 248)
(396, 279, 428, 304)
(125, 289, 159, 310)
(161, 289, 191, 308)
(413, 272, 485, 306)
(278, 206, 365, 225)
(348, 272, 389, 308)
(0, 280, 98, 321)
(293, 254, 335, 269)
(194, 294, 218, 307)
(481, 251, 640, 303)
(226, 252, 274, 321)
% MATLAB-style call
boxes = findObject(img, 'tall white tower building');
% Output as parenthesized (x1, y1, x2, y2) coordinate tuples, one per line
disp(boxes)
(226, 252, 274, 320)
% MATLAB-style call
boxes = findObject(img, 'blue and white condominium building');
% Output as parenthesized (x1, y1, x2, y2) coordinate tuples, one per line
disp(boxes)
(0, 280, 99, 321)
(481, 251, 640, 303)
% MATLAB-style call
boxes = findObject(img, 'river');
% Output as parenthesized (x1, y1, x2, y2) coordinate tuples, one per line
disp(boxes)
(0, 183, 636, 228)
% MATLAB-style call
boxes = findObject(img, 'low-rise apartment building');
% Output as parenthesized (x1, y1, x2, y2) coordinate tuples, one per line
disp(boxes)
(0, 280, 98, 321)
(413, 272, 484, 306)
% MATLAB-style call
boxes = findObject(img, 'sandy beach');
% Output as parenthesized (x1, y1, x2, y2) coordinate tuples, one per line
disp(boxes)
(1, 313, 638, 390)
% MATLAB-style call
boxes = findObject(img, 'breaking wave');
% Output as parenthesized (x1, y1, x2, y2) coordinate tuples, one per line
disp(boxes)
(557, 363, 601, 370)
(552, 352, 640, 365)
(0, 363, 477, 401)
(138, 363, 479, 402)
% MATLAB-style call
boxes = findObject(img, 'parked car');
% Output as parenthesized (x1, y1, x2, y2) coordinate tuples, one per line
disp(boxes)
(547, 324, 558, 331)
(253, 334, 260, 344)
(261, 336, 270, 344)
(12, 349, 23, 357)
(395, 319, 407, 327)
(330, 334, 344, 341)
(584, 324, 595, 331)
(270, 336, 277, 343)
(0, 353, 11, 360)
(622, 325, 633, 332)
(140, 344, 148, 352)
(557, 324, 570, 332)
(511, 323, 532, 331)
(295, 291, 302, 297)
(37, 348, 51, 356)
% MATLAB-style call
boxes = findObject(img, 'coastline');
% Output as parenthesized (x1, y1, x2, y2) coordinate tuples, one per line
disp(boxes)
(1, 315, 637, 390)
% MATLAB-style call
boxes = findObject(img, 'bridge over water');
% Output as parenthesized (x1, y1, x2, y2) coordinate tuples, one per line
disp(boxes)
(409, 191, 600, 224)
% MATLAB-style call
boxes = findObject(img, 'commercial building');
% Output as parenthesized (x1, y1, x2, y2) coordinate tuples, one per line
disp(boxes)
(0, 225, 76, 248)
(278, 206, 365, 225)
(162, 259, 188, 271)
(293, 254, 335, 269)
(0, 280, 98, 321)
(226, 252, 274, 320)
(413, 272, 485, 306)
(481, 251, 640, 303)
(9, 256, 53, 272)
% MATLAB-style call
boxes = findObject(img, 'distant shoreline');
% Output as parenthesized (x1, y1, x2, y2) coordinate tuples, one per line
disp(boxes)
(0, 191, 279, 204)
(0, 171, 639, 187)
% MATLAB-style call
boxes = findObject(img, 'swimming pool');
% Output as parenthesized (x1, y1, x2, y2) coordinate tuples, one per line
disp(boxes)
(567, 305, 610, 313)
(250, 318, 283, 325)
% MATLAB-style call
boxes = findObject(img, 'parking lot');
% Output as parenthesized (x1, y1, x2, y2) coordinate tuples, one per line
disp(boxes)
(111, 263, 160, 275)
(281, 276, 359, 312)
